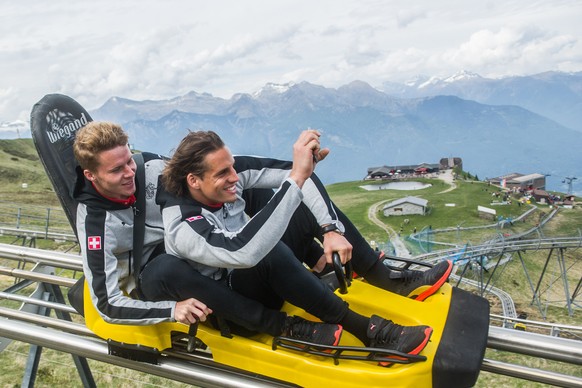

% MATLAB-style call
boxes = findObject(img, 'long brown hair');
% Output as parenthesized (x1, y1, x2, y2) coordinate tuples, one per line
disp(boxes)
(162, 131, 225, 197)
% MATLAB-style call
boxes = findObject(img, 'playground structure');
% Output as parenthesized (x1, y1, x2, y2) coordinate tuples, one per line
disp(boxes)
(1, 193, 581, 386)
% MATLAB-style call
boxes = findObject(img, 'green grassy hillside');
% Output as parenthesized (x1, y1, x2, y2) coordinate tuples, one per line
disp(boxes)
(0, 138, 60, 207)
(327, 177, 581, 245)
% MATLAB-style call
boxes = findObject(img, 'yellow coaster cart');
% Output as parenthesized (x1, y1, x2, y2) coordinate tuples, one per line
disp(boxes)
(31, 94, 489, 388)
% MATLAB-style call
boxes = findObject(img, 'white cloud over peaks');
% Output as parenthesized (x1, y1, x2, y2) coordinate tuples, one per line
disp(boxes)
(444, 25, 581, 75)
(53, 27, 195, 108)
(1, 0, 582, 123)
(98, 24, 303, 103)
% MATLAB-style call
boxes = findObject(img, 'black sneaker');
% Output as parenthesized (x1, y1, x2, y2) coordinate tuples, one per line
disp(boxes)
(367, 314, 433, 365)
(390, 260, 452, 301)
(282, 316, 343, 347)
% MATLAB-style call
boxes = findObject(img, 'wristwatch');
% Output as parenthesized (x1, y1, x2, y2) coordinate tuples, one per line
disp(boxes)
(320, 223, 344, 236)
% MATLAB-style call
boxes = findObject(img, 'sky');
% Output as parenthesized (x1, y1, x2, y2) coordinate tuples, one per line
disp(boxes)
(1, 0, 582, 126)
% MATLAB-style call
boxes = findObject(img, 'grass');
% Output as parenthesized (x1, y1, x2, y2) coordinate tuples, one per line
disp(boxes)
(0, 342, 191, 387)
(328, 177, 581, 245)
(0, 139, 59, 206)
(330, 178, 534, 233)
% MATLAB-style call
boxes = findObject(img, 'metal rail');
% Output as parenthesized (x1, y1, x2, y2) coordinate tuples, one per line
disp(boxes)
(2, 243, 582, 387)
(489, 313, 582, 338)
(0, 318, 295, 388)
(415, 235, 582, 263)
(4, 235, 580, 274)
(0, 243, 82, 270)
(455, 275, 517, 319)
(0, 226, 77, 242)
(0, 291, 77, 314)
(481, 359, 582, 388)
(1, 243, 580, 339)
(1, 304, 581, 387)
(488, 326, 582, 365)
(3, 300, 580, 367)
(1, 306, 581, 388)
(0, 266, 77, 287)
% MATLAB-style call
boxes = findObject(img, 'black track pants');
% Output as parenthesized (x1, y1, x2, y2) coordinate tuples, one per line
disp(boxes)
(139, 253, 286, 336)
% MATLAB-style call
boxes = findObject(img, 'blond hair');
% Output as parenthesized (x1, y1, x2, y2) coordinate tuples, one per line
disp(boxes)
(73, 121, 129, 171)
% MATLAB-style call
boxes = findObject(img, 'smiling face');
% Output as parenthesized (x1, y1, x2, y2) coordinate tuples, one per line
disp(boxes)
(187, 146, 239, 205)
(83, 144, 136, 200)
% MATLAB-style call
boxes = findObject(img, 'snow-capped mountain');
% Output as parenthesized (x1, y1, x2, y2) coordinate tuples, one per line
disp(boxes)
(5, 71, 580, 193)
(88, 75, 582, 194)
(379, 71, 582, 132)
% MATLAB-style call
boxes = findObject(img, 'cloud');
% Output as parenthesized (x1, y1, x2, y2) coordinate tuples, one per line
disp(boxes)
(396, 7, 427, 28)
(47, 23, 304, 110)
(443, 26, 581, 75)
(1, 0, 582, 123)
(329, 22, 582, 85)
(0, 120, 28, 139)
(0, 87, 14, 116)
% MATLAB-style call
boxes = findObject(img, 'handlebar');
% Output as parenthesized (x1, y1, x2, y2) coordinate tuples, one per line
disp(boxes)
(332, 252, 353, 294)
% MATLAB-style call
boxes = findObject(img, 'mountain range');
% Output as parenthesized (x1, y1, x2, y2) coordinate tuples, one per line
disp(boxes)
(5, 71, 582, 194)
(380, 70, 582, 132)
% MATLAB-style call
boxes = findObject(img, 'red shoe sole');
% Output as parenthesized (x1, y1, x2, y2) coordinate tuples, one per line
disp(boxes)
(378, 326, 433, 367)
(332, 324, 343, 346)
(320, 324, 343, 354)
(413, 260, 453, 302)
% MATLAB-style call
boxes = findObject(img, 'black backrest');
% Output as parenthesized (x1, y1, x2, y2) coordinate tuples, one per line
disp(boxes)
(30, 94, 93, 235)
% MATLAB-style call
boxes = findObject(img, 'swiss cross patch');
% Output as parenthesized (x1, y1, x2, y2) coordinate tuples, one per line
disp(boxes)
(87, 236, 102, 250)
(186, 215, 204, 222)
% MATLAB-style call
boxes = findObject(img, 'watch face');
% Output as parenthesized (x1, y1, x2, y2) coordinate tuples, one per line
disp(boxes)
(336, 221, 345, 233)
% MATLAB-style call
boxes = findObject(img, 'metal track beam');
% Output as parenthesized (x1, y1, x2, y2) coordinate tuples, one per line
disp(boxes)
(0, 318, 295, 388)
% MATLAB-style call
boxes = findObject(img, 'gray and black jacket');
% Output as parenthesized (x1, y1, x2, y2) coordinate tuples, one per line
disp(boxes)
(156, 155, 343, 279)
(74, 152, 176, 325)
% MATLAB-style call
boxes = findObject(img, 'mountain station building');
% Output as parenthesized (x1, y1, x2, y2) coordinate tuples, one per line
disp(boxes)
(487, 173, 547, 191)
(366, 163, 440, 179)
(365, 157, 462, 180)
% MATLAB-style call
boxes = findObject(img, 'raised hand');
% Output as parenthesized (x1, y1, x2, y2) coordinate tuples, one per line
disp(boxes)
(289, 129, 330, 188)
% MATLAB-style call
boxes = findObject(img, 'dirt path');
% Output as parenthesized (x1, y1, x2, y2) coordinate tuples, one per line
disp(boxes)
(436, 169, 456, 194)
(368, 200, 411, 258)
(367, 170, 456, 258)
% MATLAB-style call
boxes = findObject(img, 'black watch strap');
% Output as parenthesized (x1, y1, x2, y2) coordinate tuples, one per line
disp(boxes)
(320, 223, 343, 235)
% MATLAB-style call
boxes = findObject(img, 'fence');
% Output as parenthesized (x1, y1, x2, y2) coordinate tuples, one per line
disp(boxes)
(0, 200, 74, 240)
